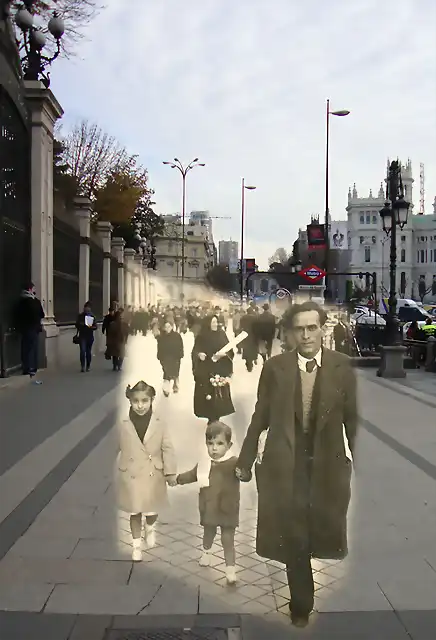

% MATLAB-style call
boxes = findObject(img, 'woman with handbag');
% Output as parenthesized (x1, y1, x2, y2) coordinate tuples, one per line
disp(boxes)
(75, 301, 98, 372)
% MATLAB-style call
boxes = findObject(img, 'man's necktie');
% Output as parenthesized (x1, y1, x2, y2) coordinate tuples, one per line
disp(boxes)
(306, 359, 317, 373)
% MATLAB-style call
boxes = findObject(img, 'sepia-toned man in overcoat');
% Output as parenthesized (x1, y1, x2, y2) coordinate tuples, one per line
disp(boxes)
(236, 301, 358, 628)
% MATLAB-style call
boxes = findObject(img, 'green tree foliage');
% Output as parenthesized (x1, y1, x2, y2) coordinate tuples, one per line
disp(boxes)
(53, 138, 78, 204)
(206, 265, 235, 293)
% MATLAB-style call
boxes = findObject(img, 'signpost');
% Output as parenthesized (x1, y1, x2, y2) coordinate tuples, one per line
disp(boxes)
(275, 288, 291, 299)
(300, 265, 326, 283)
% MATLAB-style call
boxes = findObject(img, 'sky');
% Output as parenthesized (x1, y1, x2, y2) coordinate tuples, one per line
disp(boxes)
(50, 0, 436, 269)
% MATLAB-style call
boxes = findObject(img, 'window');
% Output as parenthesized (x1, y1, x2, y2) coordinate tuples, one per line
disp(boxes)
(400, 272, 406, 295)
(359, 236, 364, 244)
(420, 249, 425, 263)
(401, 235, 406, 242)
(372, 215, 377, 224)
(360, 215, 364, 224)
(366, 214, 370, 224)
(191, 248, 197, 257)
(364, 246, 371, 263)
(372, 236, 376, 244)
(401, 249, 406, 262)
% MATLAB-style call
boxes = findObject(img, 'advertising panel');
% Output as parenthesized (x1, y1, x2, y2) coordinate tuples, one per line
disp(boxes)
(329, 221, 348, 250)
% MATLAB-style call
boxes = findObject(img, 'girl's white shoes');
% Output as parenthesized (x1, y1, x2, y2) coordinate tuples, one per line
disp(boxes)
(132, 537, 142, 562)
(225, 566, 237, 585)
(198, 550, 237, 584)
(145, 523, 156, 548)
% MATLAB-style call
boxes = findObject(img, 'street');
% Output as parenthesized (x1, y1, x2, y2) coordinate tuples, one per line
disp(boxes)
(0, 332, 435, 640)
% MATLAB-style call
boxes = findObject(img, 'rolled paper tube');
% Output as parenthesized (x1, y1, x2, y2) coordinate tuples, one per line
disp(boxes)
(213, 331, 248, 358)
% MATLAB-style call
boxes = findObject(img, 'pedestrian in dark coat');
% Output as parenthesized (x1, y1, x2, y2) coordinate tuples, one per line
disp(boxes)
(176, 421, 241, 585)
(239, 308, 258, 371)
(106, 309, 129, 371)
(255, 304, 276, 361)
(236, 301, 358, 628)
(13, 282, 45, 379)
(192, 315, 235, 423)
(157, 320, 184, 396)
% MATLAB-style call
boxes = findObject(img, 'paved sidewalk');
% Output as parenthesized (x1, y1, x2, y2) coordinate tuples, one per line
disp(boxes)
(0, 334, 435, 639)
(360, 368, 436, 407)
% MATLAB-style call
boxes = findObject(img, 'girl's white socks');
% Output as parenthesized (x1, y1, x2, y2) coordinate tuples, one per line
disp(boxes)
(145, 523, 156, 548)
(132, 537, 142, 562)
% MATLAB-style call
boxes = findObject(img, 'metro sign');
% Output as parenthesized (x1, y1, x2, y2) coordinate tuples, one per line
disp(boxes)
(300, 265, 326, 283)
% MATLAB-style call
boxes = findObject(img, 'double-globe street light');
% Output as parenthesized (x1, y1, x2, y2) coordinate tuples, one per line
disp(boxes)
(13, 0, 65, 87)
(378, 160, 410, 374)
(163, 158, 205, 300)
(324, 99, 350, 300)
(240, 178, 256, 303)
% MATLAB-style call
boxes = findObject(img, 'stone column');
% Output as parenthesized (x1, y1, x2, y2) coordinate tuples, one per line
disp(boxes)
(134, 254, 143, 308)
(25, 80, 63, 347)
(74, 197, 92, 309)
(111, 237, 125, 306)
(96, 221, 113, 314)
(141, 267, 148, 307)
(124, 249, 136, 308)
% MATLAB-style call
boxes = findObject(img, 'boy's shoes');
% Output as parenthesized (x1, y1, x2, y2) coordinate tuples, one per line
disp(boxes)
(225, 566, 237, 585)
(199, 551, 210, 567)
(145, 524, 156, 548)
(132, 538, 142, 562)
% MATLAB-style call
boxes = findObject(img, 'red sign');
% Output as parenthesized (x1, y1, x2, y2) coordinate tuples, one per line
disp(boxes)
(300, 265, 326, 283)
(307, 223, 326, 249)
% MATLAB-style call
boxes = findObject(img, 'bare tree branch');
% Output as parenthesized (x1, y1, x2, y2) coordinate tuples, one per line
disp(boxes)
(60, 119, 135, 200)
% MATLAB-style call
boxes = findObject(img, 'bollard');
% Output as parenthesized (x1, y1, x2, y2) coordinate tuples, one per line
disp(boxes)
(425, 336, 436, 372)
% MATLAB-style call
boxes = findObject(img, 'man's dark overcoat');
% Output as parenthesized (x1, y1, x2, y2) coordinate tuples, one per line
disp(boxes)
(237, 348, 357, 564)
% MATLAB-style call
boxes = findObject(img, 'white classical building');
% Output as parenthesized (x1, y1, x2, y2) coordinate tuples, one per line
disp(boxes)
(347, 160, 436, 302)
(154, 213, 215, 283)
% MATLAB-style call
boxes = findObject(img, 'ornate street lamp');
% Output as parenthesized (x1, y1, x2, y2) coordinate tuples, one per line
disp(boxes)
(14, 0, 64, 87)
(377, 159, 411, 377)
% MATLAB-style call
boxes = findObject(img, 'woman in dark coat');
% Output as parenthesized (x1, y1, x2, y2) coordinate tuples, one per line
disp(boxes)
(106, 309, 129, 371)
(157, 320, 184, 396)
(192, 315, 235, 423)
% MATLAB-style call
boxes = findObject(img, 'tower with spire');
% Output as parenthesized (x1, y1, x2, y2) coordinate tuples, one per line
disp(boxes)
(346, 161, 414, 298)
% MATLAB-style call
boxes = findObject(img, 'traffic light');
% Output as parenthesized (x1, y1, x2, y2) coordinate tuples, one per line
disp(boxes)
(245, 258, 256, 272)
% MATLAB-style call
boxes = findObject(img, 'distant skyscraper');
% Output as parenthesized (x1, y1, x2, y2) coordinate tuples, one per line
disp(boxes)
(219, 240, 239, 265)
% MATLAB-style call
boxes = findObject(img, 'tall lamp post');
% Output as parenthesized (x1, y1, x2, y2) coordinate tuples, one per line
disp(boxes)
(324, 99, 350, 300)
(14, 0, 65, 88)
(163, 158, 205, 300)
(240, 178, 256, 303)
(378, 159, 410, 378)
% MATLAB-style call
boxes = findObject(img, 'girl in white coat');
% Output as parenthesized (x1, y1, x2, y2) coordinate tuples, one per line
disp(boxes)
(115, 381, 177, 561)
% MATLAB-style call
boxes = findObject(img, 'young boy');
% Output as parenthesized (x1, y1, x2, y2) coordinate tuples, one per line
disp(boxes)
(176, 421, 245, 584)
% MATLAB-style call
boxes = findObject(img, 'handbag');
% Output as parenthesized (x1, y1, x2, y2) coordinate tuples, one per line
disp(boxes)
(72, 332, 80, 345)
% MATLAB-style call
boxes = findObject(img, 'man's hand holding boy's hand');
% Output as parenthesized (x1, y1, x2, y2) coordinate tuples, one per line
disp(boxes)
(166, 475, 178, 487)
(235, 467, 252, 482)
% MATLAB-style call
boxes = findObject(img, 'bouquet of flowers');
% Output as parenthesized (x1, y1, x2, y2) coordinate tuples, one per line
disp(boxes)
(206, 374, 231, 400)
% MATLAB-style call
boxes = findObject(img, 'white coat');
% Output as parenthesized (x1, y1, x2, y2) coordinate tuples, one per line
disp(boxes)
(115, 412, 176, 514)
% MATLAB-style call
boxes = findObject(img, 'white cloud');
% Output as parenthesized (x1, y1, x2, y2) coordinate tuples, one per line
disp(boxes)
(51, 0, 436, 269)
